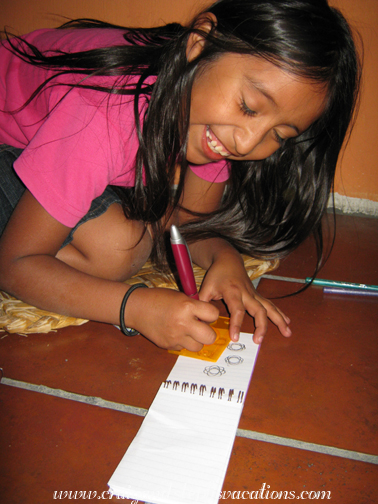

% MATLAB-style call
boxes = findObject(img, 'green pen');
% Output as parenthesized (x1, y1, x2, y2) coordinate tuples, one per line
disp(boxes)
(305, 277, 378, 292)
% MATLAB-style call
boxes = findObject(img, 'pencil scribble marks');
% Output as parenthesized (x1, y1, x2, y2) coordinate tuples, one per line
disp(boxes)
(203, 365, 226, 377)
(227, 342, 246, 352)
(225, 355, 244, 366)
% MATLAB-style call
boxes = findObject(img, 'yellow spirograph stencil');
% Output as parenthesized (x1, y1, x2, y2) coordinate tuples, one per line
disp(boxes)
(169, 316, 231, 362)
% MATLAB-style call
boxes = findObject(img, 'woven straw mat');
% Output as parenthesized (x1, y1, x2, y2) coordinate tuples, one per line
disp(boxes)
(0, 256, 278, 335)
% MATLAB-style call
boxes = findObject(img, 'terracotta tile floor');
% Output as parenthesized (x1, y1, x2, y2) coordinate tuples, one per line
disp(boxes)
(1, 213, 377, 503)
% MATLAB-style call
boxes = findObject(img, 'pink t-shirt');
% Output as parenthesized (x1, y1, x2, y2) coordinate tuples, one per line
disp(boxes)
(0, 28, 230, 227)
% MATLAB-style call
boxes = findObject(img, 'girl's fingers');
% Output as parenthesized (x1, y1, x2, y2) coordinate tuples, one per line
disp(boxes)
(221, 290, 250, 342)
(187, 301, 219, 347)
(180, 325, 215, 351)
(246, 298, 291, 344)
(188, 318, 218, 347)
(248, 304, 269, 344)
(198, 284, 222, 303)
(194, 299, 220, 324)
(228, 307, 245, 342)
(259, 300, 292, 338)
(224, 288, 291, 345)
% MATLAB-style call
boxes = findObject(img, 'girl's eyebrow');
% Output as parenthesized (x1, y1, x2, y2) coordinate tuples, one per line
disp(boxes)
(244, 76, 300, 135)
(244, 76, 277, 106)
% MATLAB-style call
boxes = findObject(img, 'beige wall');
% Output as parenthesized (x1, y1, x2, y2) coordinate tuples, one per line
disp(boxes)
(329, 0, 378, 203)
(2, 0, 377, 202)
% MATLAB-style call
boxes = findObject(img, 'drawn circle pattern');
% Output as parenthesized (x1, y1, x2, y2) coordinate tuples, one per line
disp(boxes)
(203, 365, 226, 377)
(227, 342, 246, 351)
(225, 355, 244, 365)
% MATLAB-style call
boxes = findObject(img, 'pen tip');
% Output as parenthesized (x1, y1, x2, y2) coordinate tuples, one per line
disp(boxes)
(170, 225, 182, 241)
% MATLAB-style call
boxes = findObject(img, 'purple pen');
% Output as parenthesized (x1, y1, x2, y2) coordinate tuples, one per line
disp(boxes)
(323, 286, 378, 298)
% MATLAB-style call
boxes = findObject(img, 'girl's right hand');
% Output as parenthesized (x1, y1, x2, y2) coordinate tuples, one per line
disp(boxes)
(123, 287, 219, 351)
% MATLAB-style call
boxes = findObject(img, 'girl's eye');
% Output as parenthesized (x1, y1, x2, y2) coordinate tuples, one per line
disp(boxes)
(240, 99, 256, 117)
(274, 130, 286, 147)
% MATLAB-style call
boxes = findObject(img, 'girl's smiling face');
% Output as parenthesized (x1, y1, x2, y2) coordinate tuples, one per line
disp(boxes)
(186, 53, 328, 164)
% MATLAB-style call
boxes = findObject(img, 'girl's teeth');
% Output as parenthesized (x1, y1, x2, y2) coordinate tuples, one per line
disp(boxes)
(206, 128, 230, 157)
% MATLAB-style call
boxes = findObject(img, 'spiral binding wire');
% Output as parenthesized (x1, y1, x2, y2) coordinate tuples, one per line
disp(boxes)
(163, 380, 245, 403)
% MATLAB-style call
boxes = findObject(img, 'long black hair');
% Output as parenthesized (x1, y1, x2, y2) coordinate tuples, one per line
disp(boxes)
(3, 0, 361, 272)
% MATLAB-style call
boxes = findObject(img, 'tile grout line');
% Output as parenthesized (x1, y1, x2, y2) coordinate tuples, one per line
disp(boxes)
(236, 429, 378, 465)
(0, 376, 148, 417)
(2, 376, 378, 466)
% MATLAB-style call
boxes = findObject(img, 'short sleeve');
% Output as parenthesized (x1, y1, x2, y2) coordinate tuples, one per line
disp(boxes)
(14, 88, 137, 227)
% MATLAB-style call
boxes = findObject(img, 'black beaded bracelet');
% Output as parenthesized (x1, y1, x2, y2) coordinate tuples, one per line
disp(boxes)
(119, 283, 148, 336)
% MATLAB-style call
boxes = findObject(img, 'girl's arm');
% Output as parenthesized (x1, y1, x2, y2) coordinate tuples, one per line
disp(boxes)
(0, 190, 218, 350)
(177, 168, 291, 344)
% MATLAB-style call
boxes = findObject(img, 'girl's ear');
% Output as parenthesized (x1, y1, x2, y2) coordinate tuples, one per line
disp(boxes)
(186, 12, 217, 62)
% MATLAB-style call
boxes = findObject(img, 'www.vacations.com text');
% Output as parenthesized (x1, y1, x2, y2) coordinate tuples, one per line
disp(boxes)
(53, 483, 332, 500)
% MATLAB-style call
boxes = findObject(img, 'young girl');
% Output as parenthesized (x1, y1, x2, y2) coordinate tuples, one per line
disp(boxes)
(0, 0, 360, 350)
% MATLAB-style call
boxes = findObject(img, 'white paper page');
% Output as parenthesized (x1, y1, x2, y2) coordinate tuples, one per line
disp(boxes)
(108, 389, 242, 504)
(108, 332, 260, 504)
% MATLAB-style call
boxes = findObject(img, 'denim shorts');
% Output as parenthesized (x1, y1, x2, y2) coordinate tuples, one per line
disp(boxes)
(0, 145, 122, 247)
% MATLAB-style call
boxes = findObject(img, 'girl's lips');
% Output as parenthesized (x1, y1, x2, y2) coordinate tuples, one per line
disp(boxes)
(201, 126, 232, 161)
(206, 126, 232, 156)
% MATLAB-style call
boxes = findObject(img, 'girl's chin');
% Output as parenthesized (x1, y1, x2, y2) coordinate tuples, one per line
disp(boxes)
(185, 147, 212, 165)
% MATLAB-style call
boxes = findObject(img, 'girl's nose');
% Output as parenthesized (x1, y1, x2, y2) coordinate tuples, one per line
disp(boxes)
(233, 125, 265, 157)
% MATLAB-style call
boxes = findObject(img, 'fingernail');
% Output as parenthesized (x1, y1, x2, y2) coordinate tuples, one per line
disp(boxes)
(286, 327, 292, 336)
(256, 336, 263, 344)
(232, 333, 239, 342)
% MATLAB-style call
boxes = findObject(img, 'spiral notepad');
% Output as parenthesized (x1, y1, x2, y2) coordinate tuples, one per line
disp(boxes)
(108, 332, 259, 504)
